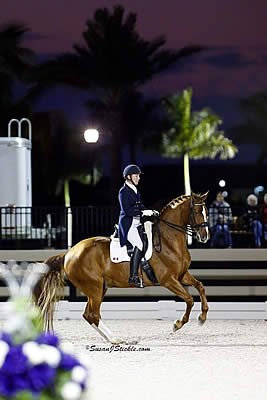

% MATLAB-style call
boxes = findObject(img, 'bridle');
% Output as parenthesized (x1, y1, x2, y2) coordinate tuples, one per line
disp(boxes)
(153, 199, 209, 253)
(188, 199, 209, 232)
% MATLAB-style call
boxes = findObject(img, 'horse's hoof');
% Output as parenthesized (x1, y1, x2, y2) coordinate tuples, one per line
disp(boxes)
(110, 338, 125, 345)
(173, 321, 183, 332)
(198, 315, 206, 326)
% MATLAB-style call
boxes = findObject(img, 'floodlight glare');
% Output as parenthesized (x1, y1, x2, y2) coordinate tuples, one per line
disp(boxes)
(84, 129, 99, 143)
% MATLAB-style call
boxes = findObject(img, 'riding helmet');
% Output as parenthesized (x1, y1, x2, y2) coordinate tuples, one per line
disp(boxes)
(123, 164, 143, 179)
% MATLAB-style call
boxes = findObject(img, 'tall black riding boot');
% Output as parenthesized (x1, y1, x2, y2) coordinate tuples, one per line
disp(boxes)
(128, 247, 143, 288)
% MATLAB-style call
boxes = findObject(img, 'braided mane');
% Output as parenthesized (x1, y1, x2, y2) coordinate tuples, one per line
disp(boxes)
(160, 195, 191, 215)
(160, 192, 204, 215)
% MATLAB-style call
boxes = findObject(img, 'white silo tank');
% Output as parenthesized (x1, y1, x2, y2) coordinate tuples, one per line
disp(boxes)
(0, 119, 32, 235)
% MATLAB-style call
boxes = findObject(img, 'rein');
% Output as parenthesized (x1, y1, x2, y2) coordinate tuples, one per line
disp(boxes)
(155, 217, 193, 235)
(153, 217, 194, 253)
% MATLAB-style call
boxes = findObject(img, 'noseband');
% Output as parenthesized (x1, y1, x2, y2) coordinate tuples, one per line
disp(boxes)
(153, 199, 208, 252)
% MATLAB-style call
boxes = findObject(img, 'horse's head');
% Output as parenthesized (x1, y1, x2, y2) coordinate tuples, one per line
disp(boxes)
(189, 192, 210, 243)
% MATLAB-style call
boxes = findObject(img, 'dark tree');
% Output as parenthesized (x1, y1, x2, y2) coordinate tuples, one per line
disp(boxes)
(231, 92, 267, 164)
(0, 23, 35, 134)
(29, 5, 204, 203)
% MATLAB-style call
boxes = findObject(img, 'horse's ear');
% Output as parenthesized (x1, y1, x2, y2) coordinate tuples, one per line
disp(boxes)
(201, 191, 209, 200)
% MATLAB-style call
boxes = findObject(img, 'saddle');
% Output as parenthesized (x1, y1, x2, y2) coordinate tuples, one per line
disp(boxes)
(110, 221, 158, 285)
(110, 221, 153, 263)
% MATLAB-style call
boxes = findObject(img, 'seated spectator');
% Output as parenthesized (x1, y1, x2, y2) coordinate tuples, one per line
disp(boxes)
(209, 192, 233, 248)
(243, 194, 263, 248)
(259, 193, 267, 244)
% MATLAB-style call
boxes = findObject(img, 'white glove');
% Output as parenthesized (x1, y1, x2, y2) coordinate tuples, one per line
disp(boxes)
(153, 210, 159, 216)
(142, 209, 154, 217)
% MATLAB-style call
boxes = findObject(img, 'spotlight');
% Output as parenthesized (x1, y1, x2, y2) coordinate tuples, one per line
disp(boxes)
(84, 129, 99, 143)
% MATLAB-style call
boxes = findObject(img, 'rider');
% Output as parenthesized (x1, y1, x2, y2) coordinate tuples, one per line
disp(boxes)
(118, 164, 158, 287)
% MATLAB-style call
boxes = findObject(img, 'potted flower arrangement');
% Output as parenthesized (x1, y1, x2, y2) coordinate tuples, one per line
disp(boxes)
(0, 262, 89, 400)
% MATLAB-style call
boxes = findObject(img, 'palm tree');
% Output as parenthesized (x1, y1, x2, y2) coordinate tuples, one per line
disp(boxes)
(0, 23, 102, 207)
(158, 88, 238, 194)
(0, 23, 35, 134)
(231, 92, 267, 164)
(29, 5, 204, 203)
(87, 90, 162, 164)
(121, 91, 164, 164)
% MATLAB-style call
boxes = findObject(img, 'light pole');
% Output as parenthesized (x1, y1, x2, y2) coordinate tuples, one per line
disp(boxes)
(84, 129, 99, 185)
(67, 129, 100, 250)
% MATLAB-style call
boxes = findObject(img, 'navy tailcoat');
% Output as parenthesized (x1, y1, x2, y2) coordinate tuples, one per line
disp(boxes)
(118, 184, 145, 247)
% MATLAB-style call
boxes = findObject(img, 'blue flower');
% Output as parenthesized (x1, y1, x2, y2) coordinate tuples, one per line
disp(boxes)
(13, 373, 31, 391)
(36, 333, 59, 347)
(2, 346, 28, 375)
(1, 333, 12, 346)
(60, 353, 81, 370)
(0, 374, 16, 397)
(27, 364, 56, 392)
(0, 372, 30, 397)
(0, 332, 88, 399)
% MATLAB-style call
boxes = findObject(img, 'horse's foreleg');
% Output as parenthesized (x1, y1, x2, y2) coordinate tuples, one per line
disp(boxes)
(181, 271, 209, 324)
(164, 277, 194, 332)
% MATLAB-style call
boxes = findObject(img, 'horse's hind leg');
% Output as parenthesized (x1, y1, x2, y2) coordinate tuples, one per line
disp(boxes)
(82, 285, 124, 344)
(82, 281, 132, 345)
(83, 299, 118, 344)
(164, 277, 194, 332)
(181, 271, 209, 324)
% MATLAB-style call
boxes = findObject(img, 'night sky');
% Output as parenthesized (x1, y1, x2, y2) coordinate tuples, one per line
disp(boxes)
(1, 0, 267, 165)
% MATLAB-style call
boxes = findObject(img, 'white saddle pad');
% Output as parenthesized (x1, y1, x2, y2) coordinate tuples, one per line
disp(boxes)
(110, 221, 153, 263)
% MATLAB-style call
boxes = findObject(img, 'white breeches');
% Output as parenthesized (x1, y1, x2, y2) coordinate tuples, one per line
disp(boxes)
(127, 217, 143, 251)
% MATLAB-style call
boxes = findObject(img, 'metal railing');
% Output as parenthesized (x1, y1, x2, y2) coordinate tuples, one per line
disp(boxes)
(0, 206, 119, 250)
(0, 205, 265, 249)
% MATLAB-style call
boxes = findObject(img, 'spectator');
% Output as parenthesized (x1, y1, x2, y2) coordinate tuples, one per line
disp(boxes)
(259, 193, 267, 244)
(209, 192, 233, 248)
(243, 194, 263, 248)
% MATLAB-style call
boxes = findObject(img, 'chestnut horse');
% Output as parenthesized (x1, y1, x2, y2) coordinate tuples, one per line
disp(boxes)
(35, 192, 210, 344)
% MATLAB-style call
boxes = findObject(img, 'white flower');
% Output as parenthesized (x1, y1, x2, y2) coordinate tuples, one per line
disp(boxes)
(0, 341, 9, 368)
(61, 382, 82, 400)
(23, 342, 61, 367)
(22, 342, 44, 365)
(40, 344, 61, 367)
(71, 365, 87, 383)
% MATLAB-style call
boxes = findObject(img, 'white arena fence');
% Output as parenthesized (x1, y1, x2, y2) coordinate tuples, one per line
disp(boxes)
(0, 300, 266, 320)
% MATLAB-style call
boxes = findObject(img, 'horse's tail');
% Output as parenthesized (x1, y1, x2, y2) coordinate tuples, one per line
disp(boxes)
(33, 253, 65, 331)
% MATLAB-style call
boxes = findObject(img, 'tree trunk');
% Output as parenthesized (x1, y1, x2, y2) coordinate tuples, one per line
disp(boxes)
(64, 179, 70, 207)
(183, 152, 191, 195)
(64, 178, 72, 248)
